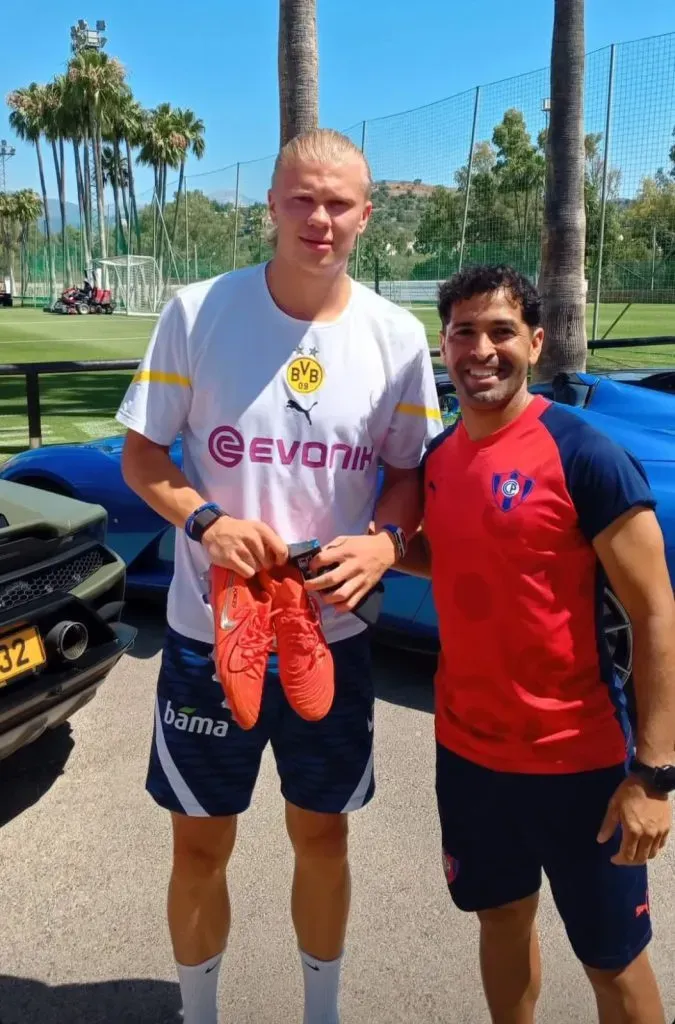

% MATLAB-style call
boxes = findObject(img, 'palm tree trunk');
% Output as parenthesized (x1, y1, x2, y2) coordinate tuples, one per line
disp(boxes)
(58, 138, 72, 284)
(82, 131, 94, 263)
(36, 139, 57, 303)
(535, 0, 587, 381)
(158, 163, 168, 276)
(111, 176, 122, 256)
(73, 141, 92, 273)
(115, 140, 130, 245)
(90, 111, 108, 263)
(125, 139, 141, 253)
(278, 0, 319, 147)
(20, 224, 28, 301)
(51, 139, 66, 288)
(171, 158, 186, 246)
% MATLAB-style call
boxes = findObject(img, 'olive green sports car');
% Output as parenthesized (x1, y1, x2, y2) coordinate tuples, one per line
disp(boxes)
(0, 480, 136, 761)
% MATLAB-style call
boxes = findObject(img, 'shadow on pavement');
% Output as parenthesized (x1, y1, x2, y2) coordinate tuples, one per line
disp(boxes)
(0, 974, 182, 1024)
(371, 640, 436, 714)
(123, 602, 167, 661)
(0, 724, 74, 828)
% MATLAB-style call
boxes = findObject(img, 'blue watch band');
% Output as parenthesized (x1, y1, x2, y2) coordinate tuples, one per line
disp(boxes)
(185, 502, 225, 542)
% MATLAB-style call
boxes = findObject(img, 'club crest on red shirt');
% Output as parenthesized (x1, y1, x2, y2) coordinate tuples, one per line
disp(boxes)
(492, 471, 535, 512)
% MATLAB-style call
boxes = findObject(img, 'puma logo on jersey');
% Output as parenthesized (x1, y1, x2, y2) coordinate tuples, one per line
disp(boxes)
(287, 399, 318, 426)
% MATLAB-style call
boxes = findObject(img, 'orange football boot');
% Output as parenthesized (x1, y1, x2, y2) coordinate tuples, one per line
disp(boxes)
(264, 564, 335, 721)
(211, 565, 277, 730)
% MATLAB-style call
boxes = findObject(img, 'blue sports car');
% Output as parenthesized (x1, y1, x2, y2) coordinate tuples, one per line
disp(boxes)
(1, 366, 674, 687)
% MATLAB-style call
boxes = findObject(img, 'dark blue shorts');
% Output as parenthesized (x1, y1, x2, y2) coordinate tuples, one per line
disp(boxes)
(435, 743, 652, 971)
(147, 626, 374, 817)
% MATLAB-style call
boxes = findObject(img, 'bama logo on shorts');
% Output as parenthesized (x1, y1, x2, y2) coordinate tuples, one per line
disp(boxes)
(208, 425, 374, 472)
(163, 700, 229, 737)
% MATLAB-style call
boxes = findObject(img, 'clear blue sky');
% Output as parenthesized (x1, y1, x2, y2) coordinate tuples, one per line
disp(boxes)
(2, 0, 674, 205)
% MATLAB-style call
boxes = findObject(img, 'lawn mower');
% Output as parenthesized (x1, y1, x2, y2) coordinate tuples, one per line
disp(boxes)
(46, 282, 116, 315)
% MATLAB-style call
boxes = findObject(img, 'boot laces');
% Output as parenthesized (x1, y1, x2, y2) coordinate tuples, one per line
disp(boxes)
(235, 607, 278, 664)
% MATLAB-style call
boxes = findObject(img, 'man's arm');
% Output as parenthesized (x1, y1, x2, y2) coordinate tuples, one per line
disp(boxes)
(305, 463, 425, 612)
(121, 431, 287, 578)
(121, 429, 206, 530)
(594, 507, 675, 864)
(593, 507, 675, 766)
(371, 463, 425, 540)
(395, 529, 432, 580)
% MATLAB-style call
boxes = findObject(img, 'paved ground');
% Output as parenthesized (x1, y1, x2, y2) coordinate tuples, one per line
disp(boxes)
(1, 606, 674, 1024)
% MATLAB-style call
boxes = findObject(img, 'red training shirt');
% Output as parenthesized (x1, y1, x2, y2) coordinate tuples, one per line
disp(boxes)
(422, 394, 656, 774)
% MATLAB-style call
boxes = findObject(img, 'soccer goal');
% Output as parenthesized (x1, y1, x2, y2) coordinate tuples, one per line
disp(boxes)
(95, 255, 169, 316)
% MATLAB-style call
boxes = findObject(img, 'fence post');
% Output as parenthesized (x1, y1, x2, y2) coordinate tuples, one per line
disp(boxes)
(25, 372, 42, 449)
(232, 163, 241, 271)
(354, 121, 367, 280)
(592, 43, 617, 342)
(459, 86, 480, 273)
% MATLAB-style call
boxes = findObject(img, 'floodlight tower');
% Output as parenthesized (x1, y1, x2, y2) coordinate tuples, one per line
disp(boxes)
(0, 140, 16, 193)
(69, 18, 107, 53)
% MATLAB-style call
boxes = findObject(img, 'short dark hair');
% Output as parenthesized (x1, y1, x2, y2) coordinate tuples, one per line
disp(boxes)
(437, 264, 541, 329)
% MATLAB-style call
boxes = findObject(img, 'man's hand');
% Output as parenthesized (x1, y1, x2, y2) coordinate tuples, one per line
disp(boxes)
(597, 775, 672, 865)
(201, 517, 288, 578)
(304, 533, 398, 613)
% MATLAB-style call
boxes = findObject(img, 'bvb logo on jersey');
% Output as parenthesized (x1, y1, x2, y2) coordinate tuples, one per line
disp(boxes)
(286, 356, 324, 395)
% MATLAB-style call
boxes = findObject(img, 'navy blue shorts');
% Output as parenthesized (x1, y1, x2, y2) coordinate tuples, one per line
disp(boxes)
(435, 743, 652, 971)
(147, 626, 375, 817)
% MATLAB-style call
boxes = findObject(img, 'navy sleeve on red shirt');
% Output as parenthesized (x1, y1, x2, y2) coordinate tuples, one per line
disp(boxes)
(541, 405, 656, 542)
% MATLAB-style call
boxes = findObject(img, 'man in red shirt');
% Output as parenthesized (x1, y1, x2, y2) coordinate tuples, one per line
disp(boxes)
(403, 265, 675, 1023)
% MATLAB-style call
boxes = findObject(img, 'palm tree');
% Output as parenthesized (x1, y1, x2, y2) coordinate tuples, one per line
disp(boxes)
(535, 0, 587, 381)
(6, 83, 57, 302)
(102, 143, 128, 254)
(278, 0, 319, 146)
(62, 97, 93, 275)
(43, 75, 73, 285)
(120, 95, 144, 253)
(137, 103, 184, 272)
(0, 190, 42, 300)
(66, 50, 126, 264)
(170, 107, 206, 246)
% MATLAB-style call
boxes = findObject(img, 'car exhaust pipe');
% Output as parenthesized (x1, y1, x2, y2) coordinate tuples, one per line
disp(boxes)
(45, 621, 89, 662)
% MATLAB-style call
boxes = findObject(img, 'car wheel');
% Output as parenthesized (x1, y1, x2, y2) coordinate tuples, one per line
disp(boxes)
(13, 476, 74, 498)
(603, 587, 632, 687)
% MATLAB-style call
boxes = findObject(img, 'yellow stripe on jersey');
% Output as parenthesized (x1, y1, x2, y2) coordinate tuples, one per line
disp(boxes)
(132, 369, 192, 387)
(395, 402, 442, 421)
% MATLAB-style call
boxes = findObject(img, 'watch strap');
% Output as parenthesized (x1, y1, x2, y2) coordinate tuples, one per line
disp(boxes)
(629, 757, 675, 793)
(185, 502, 226, 542)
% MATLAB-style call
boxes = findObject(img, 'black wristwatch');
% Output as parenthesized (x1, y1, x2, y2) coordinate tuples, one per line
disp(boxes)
(629, 757, 675, 794)
(185, 502, 227, 543)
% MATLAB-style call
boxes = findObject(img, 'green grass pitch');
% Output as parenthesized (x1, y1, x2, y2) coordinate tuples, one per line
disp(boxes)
(0, 303, 673, 461)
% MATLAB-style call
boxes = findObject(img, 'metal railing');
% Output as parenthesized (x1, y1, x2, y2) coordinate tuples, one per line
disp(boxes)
(0, 340, 673, 450)
(0, 359, 140, 449)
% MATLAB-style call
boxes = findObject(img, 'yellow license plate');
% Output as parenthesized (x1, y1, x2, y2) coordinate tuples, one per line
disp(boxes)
(0, 626, 46, 687)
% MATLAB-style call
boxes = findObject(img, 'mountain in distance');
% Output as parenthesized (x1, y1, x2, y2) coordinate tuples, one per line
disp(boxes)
(41, 198, 81, 229)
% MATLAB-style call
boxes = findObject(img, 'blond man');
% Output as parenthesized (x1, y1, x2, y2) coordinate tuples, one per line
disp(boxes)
(116, 129, 442, 1024)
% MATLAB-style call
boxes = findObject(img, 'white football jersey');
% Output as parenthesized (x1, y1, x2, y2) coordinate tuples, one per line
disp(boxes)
(116, 263, 442, 644)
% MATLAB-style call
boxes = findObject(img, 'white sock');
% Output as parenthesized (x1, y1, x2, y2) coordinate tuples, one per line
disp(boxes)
(300, 950, 343, 1024)
(176, 950, 223, 1024)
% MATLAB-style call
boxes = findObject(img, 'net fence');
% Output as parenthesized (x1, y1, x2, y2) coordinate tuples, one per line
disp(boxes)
(9, 30, 675, 318)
